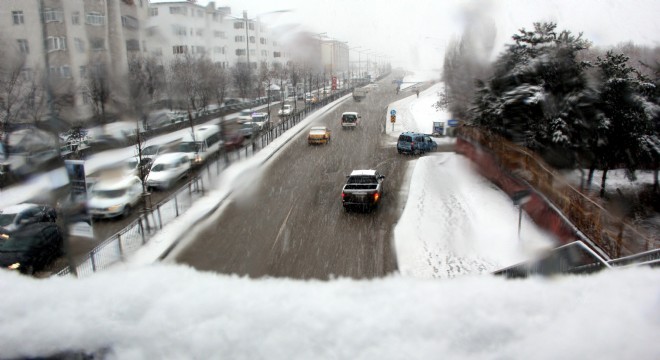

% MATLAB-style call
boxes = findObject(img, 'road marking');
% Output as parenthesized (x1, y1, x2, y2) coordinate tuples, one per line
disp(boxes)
(271, 205, 294, 253)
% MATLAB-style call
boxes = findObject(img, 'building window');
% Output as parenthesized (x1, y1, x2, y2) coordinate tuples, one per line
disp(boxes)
(17, 39, 29, 54)
(21, 68, 33, 81)
(169, 6, 187, 15)
(71, 11, 80, 25)
(260, 37, 266, 45)
(213, 46, 225, 54)
(121, 15, 139, 29)
(192, 46, 205, 54)
(49, 65, 71, 78)
(74, 38, 85, 53)
(196, 28, 203, 36)
(149, 8, 158, 16)
(261, 50, 268, 57)
(152, 48, 163, 56)
(45, 37, 67, 52)
(43, 8, 63, 23)
(234, 21, 244, 29)
(235, 49, 246, 56)
(248, 23, 254, 30)
(249, 36, 255, 44)
(172, 25, 187, 36)
(12, 11, 24, 25)
(273, 51, 281, 58)
(173, 45, 187, 54)
(126, 39, 140, 51)
(79, 65, 87, 78)
(234, 35, 244, 42)
(90, 38, 105, 51)
(249, 49, 255, 56)
(86, 12, 105, 26)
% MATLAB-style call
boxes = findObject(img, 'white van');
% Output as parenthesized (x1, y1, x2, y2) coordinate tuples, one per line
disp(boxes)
(178, 124, 223, 166)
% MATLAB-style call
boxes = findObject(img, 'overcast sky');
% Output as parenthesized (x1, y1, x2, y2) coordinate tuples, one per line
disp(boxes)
(180, 0, 660, 70)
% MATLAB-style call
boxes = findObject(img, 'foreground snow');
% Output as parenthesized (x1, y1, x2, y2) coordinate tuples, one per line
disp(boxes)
(1, 266, 658, 359)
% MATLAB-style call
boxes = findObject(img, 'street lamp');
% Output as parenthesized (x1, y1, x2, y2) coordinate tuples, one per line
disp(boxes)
(349, 46, 361, 85)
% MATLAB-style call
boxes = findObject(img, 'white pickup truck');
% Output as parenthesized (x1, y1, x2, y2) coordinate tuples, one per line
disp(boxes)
(278, 104, 293, 117)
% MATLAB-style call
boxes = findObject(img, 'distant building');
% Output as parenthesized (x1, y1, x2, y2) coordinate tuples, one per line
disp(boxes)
(146, 1, 290, 70)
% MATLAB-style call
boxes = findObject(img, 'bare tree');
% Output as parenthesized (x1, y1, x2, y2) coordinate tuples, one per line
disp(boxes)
(0, 52, 29, 142)
(82, 62, 111, 127)
(231, 64, 253, 101)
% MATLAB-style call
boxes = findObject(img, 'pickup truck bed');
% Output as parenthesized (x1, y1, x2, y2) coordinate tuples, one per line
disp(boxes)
(341, 170, 385, 211)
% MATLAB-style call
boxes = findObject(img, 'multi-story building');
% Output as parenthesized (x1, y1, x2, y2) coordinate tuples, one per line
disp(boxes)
(147, 1, 289, 70)
(0, 0, 150, 123)
(321, 40, 349, 83)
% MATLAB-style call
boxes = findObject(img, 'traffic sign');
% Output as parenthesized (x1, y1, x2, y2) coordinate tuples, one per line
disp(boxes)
(447, 119, 459, 127)
(390, 115, 396, 123)
(390, 109, 396, 116)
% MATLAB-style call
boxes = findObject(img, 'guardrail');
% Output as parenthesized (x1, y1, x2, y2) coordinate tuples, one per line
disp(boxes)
(56, 86, 357, 277)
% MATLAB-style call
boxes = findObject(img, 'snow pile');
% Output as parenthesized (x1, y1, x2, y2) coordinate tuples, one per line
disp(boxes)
(0, 266, 658, 359)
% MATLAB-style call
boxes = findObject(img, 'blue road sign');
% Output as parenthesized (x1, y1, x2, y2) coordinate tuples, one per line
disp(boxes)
(390, 109, 396, 116)
(447, 119, 459, 127)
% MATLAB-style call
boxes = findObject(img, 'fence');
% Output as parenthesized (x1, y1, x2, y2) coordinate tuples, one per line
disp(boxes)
(56, 87, 355, 277)
(458, 127, 658, 258)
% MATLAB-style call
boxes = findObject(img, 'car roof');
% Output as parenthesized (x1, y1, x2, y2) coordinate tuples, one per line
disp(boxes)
(252, 112, 268, 116)
(0, 203, 39, 214)
(310, 126, 327, 130)
(350, 170, 377, 176)
(152, 152, 188, 164)
(342, 112, 358, 116)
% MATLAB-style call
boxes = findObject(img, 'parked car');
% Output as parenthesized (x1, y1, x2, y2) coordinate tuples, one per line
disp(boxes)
(278, 104, 293, 117)
(0, 222, 64, 274)
(238, 122, 259, 138)
(341, 112, 361, 129)
(0, 203, 57, 233)
(237, 110, 253, 124)
(145, 153, 191, 190)
(87, 175, 143, 219)
(396, 132, 438, 155)
(251, 112, 271, 130)
(142, 140, 181, 162)
(223, 132, 245, 151)
(308, 126, 332, 145)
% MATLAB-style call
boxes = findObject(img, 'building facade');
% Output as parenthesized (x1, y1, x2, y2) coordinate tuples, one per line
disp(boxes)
(0, 0, 150, 123)
(146, 1, 290, 70)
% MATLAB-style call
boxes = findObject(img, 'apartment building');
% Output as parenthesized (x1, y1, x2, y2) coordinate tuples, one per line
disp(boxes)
(147, 1, 289, 70)
(0, 0, 150, 123)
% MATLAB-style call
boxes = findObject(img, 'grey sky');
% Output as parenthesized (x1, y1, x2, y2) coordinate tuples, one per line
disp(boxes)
(191, 0, 660, 70)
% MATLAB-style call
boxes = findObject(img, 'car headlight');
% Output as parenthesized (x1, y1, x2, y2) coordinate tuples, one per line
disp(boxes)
(8, 263, 21, 270)
(108, 205, 123, 212)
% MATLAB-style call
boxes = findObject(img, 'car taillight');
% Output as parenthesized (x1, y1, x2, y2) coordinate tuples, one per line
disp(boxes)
(341, 192, 346, 199)
(373, 193, 380, 202)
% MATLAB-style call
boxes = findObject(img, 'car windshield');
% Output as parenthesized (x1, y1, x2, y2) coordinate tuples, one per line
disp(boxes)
(178, 142, 200, 153)
(92, 189, 126, 198)
(143, 146, 159, 155)
(0, 214, 17, 227)
(152, 163, 174, 172)
(343, 115, 357, 122)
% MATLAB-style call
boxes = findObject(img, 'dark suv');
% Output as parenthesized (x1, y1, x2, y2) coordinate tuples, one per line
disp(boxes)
(0, 222, 64, 274)
(397, 132, 438, 154)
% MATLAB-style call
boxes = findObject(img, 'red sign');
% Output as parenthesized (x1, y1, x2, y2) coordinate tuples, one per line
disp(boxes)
(331, 76, 337, 90)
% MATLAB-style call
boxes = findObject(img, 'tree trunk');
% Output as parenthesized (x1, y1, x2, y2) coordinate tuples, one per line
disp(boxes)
(587, 166, 596, 191)
(599, 167, 608, 198)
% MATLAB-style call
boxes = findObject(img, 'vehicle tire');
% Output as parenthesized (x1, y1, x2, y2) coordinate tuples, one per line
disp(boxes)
(123, 205, 132, 218)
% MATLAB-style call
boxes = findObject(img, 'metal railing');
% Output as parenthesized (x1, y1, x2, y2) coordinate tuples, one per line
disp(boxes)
(56, 86, 358, 277)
